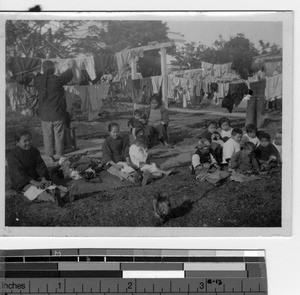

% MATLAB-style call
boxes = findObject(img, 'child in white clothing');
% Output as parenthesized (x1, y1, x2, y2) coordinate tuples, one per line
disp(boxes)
(222, 128, 243, 165)
(129, 137, 171, 186)
(241, 123, 260, 148)
(218, 117, 233, 142)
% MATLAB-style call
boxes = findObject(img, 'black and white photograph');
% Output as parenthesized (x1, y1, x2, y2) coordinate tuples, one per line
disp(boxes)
(1, 12, 293, 236)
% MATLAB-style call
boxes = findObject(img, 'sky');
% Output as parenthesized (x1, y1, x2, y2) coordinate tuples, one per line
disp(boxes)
(166, 21, 283, 49)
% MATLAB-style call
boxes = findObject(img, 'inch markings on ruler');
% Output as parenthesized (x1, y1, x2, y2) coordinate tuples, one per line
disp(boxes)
(0, 249, 267, 295)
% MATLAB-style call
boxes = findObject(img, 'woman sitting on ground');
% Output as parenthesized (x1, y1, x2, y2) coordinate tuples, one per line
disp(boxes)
(7, 130, 56, 203)
(102, 122, 139, 183)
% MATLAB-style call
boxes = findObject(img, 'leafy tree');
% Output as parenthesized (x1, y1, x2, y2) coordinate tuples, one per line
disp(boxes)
(258, 39, 282, 55)
(171, 33, 262, 78)
(6, 20, 89, 58)
(97, 20, 170, 52)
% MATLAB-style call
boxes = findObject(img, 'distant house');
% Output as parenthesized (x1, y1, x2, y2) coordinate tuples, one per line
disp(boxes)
(252, 53, 282, 77)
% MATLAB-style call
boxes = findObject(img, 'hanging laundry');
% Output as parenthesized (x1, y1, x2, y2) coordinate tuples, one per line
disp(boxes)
(6, 56, 41, 85)
(131, 79, 142, 104)
(77, 86, 89, 112)
(64, 86, 81, 113)
(202, 61, 214, 76)
(79, 69, 92, 85)
(6, 81, 25, 111)
(231, 81, 249, 107)
(41, 56, 96, 84)
(86, 86, 101, 121)
(93, 54, 117, 77)
(116, 48, 144, 75)
(202, 79, 209, 93)
(213, 64, 222, 78)
(151, 76, 163, 94)
(195, 81, 202, 97)
(75, 84, 109, 121)
(210, 82, 218, 93)
(140, 77, 153, 104)
(216, 82, 229, 99)
(76, 56, 96, 81)
(221, 62, 232, 76)
(222, 82, 248, 113)
(167, 75, 180, 99)
(265, 74, 282, 101)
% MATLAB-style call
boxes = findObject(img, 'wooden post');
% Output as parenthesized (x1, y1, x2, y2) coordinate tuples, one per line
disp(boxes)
(245, 97, 257, 127)
(160, 47, 168, 108)
(130, 59, 137, 80)
(130, 59, 138, 109)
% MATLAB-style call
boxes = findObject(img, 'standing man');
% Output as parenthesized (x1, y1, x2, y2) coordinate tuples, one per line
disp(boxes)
(35, 59, 75, 161)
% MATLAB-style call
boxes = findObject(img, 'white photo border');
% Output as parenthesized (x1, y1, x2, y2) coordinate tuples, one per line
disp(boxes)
(0, 11, 293, 237)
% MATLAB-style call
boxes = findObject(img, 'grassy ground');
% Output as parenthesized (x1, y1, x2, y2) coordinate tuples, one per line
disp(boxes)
(5, 102, 282, 227)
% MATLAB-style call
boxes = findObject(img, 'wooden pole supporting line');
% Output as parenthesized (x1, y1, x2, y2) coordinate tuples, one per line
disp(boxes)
(160, 47, 168, 107)
(121, 41, 174, 54)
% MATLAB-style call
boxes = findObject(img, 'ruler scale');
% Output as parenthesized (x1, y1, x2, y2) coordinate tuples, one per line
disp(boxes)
(0, 249, 267, 295)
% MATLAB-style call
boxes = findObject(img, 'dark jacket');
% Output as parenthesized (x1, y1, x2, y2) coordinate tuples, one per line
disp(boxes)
(145, 105, 169, 126)
(34, 69, 73, 121)
(229, 151, 260, 172)
(7, 146, 49, 191)
(102, 135, 130, 164)
(255, 143, 280, 163)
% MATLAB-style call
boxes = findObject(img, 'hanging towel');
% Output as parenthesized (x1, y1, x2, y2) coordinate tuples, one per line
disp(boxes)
(202, 61, 214, 76)
(76, 56, 96, 81)
(151, 76, 163, 94)
(265, 74, 282, 101)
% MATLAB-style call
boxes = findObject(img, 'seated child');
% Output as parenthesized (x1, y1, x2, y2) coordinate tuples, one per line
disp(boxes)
(136, 113, 152, 145)
(272, 131, 282, 162)
(222, 128, 243, 165)
(7, 130, 56, 203)
(146, 95, 170, 147)
(199, 121, 223, 164)
(102, 122, 139, 183)
(255, 132, 280, 171)
(229, 142, 260, 174)
(199, 120, 218, 141)
(218, 117, 233, 142)
(241, 123, 260, 148)
(211, 131, 224, 147)
(127, 109, 144, 140)
(191, 138, 219, 174)
(129, 136, 172, 186)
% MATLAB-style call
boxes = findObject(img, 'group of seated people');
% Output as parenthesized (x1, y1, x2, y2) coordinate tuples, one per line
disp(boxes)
(6, 95, 282, 204)
(127, 95, 171, 148)
(191, 117, 282, 177)
(5, 95, 173, 203)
